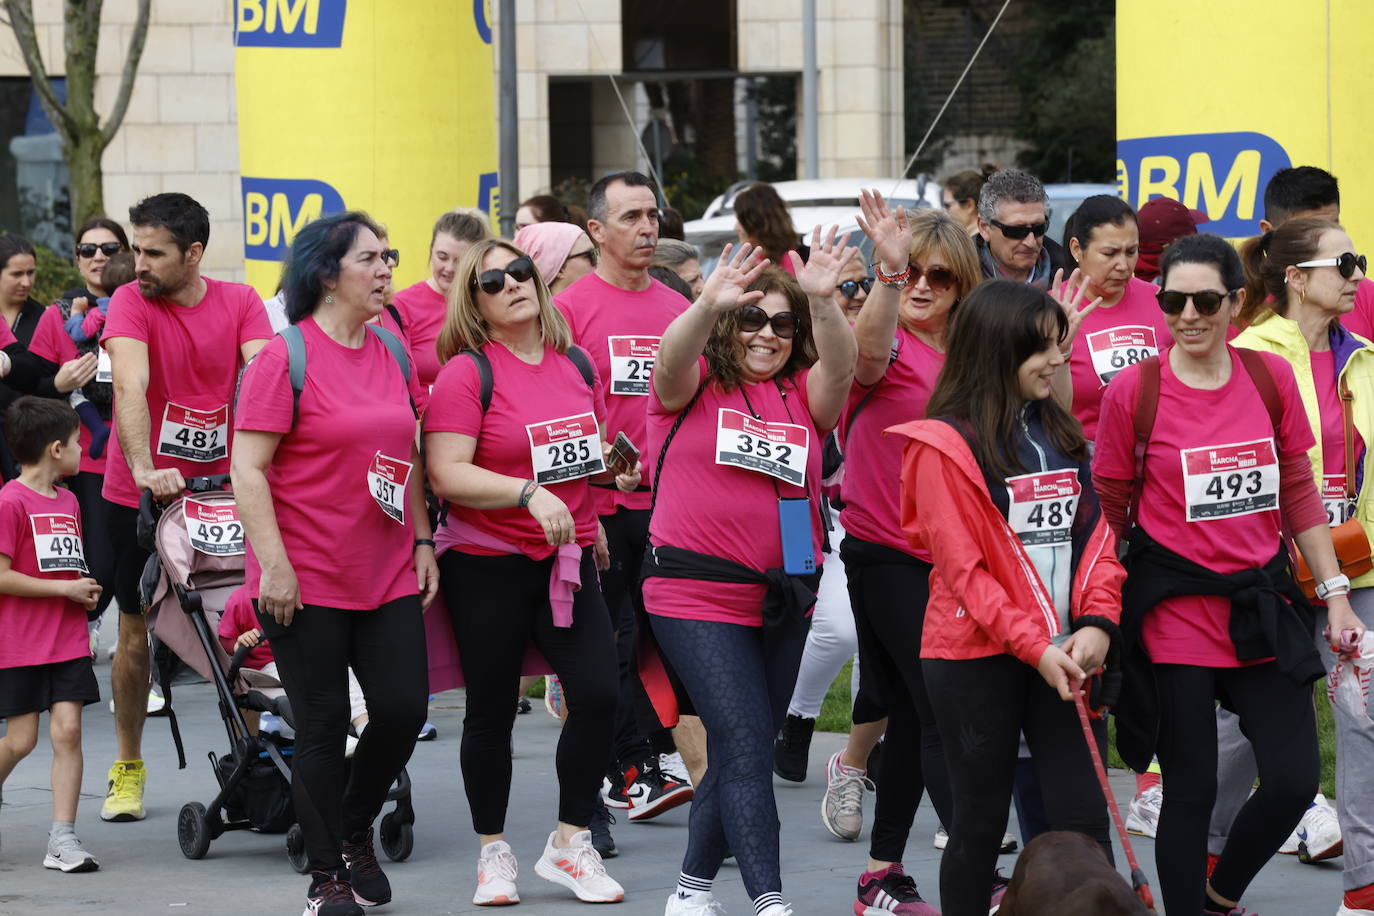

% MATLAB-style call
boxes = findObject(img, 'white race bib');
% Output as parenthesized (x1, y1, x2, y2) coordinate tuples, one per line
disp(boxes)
(157, 402, 229, 462)
(95, 347, 113, 384)
(715, 408, 809, 487)
(526, 412, 603, 485)
(1323, 473, 1355, 528)
(1086, 325, 1158, 386)
(1006, 470, 1080, 546)
(367, 452, 412, 524)
(183, 496, 245, 556)
(1181, 438, 1279, 522)
(31, 513, 88, 574)
(607, 335, 660, 396)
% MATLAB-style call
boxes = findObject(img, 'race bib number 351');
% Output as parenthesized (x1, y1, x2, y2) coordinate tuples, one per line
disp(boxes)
(157, 402, 229, 462)
(1006, 470, 1080, 546)
(184, 497, 245, 556)
(31, 513, 88, 574)
(527, 412, 604, 485)
(607, 335, 660, 396)
(1181, 438, 1279, 522)
(715, 408, 809, 486)
(1086, 325, 1157, 386)
(367, 452, 413, 524)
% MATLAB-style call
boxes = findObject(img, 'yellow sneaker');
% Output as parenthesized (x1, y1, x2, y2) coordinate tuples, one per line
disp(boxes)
(100, 760, 147, 821)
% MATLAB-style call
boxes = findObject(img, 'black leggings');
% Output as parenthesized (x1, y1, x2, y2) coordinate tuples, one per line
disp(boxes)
(597, 506, 655, 769)
(843, 538, 952, 863)
(1154, 662, 1318, 914)
(649, 609, 808, 901)
(441, 547, 618, 834)
(924, 654, 1111, 916)
(256, 595, 429, 872)
(69, 472, 114, 618)
(108, 502, 149, 616)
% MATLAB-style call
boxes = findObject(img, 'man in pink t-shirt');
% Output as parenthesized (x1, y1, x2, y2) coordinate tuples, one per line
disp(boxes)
(98, 193, 272, 824)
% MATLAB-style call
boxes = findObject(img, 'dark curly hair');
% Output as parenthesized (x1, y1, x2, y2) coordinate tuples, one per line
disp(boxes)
(703, 268, 816, 392)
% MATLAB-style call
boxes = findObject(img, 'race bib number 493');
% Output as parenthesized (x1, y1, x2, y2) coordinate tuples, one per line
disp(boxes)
(527, 412, 604, 485)
(157, 402, 229, 462)
(607, 335, 660, 396)
(1181, 438, 1279, 521)
(184, 497, 245, 556)
(31, 513, 88, 574)
(715, 408, 809, 486)
(1086, 325, 1157, 386)
(1006, 470, 1080, 546)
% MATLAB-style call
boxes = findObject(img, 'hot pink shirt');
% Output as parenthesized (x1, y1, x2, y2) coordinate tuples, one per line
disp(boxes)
(1310, 349, 1365, 524)
(1068, 277, 1173, 441)
(425, 342, 607, 560)
(216, 586, 273, 669)
(28, 304, 107, 475)
(235, 317, 418, 611)
(391, 281, 447, 393)
(1339, 278, 1374, 340)
(643, 363, 824, 626)
(0, 480, 89, 669)
(1094, 347, 1315, 666)
(838, 325, 943, 558)
(100, 278, 272, 508)
(556, 273, 687, 515)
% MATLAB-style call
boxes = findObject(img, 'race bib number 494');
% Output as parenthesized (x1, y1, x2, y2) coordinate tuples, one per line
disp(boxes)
(1181, 438, 1279, 521)
(157, 402, 229, 462)
(1086, 325, 1157, 386)
(607, 335, 660, 396)
(527, 412, 604, 485)
(715, 408, 809, 486)
(31, 513, 87, 574)
(184, 497, 245, 556)
(1006, 470, 1080, 546)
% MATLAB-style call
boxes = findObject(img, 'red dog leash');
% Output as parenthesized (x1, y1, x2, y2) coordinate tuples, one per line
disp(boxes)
(1074, 687, 1157, 913)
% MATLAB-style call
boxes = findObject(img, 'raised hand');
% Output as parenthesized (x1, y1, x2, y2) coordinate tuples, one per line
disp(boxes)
(792, 225, 860, 301)
(1051, 268, 1103, 352)
(855, 189, 911, 274)
(699, 243, 770, 314)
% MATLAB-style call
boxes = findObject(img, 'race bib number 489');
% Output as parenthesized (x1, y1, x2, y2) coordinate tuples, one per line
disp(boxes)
(1006, 470, 1080, 546)
(1086, 325, 1157, 386)
(607, 335, 660, 396)
(31, 513, 88, 574)
(715, 408, 809, 486)
(184, 497, 245, 555)
(527, 412, 604, 485)
(157, 402, 229, 462)
(1181, 438, 1279, 522)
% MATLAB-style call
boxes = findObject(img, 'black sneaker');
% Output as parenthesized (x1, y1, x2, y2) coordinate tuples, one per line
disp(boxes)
(589, 804, 617, 858)
(305, 869, 364, 916)
(772, 714, 815, 782)
(517, 696, 533, 714)
(340, 829, 391, 907)
(854, 863, 938, 915)
(624, 756, 694, 822)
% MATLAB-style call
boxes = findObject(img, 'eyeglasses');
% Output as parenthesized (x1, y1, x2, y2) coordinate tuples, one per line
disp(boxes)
(567, 248, 599, 267)
(1156, 288, 1235, 316)
(382, 249, 400, 268)
(472, 255, 535, 294)
(989, 219, 1049, 240)
(907, 264, 957, 293)
(836, 277, 874, 299)
(738, 305, 797, 339)
(1296, 252, 1367, 280)
(76, 242, 122, 259)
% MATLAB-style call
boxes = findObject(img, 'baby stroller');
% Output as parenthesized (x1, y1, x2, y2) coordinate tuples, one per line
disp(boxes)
(139, 475, 416, 871)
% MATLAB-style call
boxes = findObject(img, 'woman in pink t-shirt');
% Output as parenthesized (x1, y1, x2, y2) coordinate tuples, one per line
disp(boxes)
(1093, 233, 1361, 916)
(424, 238, 628, 907)
(642, 231, 857, 916)
(233, 212, 437, 916)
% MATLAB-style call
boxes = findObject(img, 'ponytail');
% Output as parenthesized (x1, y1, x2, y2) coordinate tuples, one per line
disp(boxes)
(1237, 231, 1273, 326)
(1239, 218, 1333, 325)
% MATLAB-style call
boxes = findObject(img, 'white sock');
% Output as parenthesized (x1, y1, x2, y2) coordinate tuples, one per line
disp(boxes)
(677, 872, 713, 898)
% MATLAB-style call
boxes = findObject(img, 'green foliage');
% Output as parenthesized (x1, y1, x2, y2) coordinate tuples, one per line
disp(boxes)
(660, 167, 736, 223)
(817, 659, 855, 733)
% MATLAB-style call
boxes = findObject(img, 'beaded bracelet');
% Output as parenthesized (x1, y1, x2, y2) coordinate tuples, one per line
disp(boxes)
(874, 262, 912, 288)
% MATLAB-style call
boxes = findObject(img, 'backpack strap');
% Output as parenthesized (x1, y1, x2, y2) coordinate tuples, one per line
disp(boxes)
(364, 324, 412, 383)
(460, 348, 494, 413)
(1235, 346, 1283, 432)
(1128, 355, 1162, 531)
(566, 345, 596, 390)
(280, 324, 308, 429)
(384, 302, 404, 333)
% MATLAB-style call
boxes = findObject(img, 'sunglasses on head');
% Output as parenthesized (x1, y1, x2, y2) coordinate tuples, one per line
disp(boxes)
(907, 263, 957, 293)
(76, 242, 122, 259)
(1156, 288, 1235, 316)
(567, 247, 599, 266)
(1296, 252, 1367, 280)
(473, 255, 535, 294)
(382, 248, 400, 268)
(738, 305, 797, 339)
(836, 277, 874, 299)
(990, 219, 1049, 240)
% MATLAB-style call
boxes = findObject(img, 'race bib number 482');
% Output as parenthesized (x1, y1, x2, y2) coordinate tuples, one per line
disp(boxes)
(1181, 438, 1279, 522)
(607, 335, 660, 396)
(1086, 325, 1157, 386)
(527, 412, 604, 485)
(31, 513, 87, 574)
(1006, 470, 1080, 546)
(184, 497, 245, 555)
(715, 408, 809, 486)
(157, 402, 229, 462)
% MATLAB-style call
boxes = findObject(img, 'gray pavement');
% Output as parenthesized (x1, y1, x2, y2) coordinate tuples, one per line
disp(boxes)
(0, 631, 1347, 915)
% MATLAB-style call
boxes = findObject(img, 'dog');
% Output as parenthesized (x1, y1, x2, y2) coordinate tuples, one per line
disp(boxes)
(996, 830, 1152, 915)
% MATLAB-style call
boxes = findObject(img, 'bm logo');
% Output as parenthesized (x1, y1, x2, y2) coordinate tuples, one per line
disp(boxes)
(235, 0, 347, 48)
(242, 178, 346, 261)
(1117, 132, 1292, 237)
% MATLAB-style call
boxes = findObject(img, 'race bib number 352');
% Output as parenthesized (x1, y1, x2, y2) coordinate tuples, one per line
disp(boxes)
(527, 412, 604, 485)
(1006, 470, 1080, 546)
(31, 513, 88, 574)
(157, 402, 229, 462)
(184, 497, 245, 556)
(1181, 438, 1279, 522)
(715, 408, 809, 486)
(607, 335, 660, 396)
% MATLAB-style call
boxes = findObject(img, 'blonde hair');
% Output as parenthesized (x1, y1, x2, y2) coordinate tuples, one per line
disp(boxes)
(908, 209, 981, 299)
(436, 238, 572, 363)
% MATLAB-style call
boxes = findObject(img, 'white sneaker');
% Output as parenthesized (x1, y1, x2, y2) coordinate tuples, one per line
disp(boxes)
(821, 751, 873, 841)
(534, 830, 625, 902)
(665, 889, 727, 914)
(1281, 793, 1343, 861)
(473, 839, 519, 906)
(1126, 784, 1163, 838)
(660, 751, 691, 786)
(933, 826, 1018, 852)
(43, 832, 99, 872)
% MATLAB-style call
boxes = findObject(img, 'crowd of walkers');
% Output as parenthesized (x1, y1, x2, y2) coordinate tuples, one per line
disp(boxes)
(0, 163, 1370, 916)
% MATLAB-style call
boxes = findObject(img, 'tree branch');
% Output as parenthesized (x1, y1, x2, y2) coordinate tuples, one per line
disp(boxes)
(2, 0, 75, 141)
(99, 0, 149, 147)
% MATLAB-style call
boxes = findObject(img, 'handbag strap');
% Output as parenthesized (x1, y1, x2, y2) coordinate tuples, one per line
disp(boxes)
(1341, 373, 1357, 499)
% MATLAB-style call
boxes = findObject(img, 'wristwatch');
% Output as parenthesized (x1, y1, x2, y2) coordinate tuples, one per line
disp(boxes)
(1315, 574, 1352, 600)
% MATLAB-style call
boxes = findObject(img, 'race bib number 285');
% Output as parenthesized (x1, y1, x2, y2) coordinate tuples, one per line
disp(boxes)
(526, 412, 604, 485)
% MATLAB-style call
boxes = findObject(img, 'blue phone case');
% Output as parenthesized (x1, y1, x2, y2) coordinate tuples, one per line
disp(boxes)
(777, 498, 816, 575)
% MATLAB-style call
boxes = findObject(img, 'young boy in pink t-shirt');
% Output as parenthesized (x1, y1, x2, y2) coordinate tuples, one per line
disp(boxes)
(0, 398, 103, 872)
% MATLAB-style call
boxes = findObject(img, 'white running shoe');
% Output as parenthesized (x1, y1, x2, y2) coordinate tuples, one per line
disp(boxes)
(821, 751, 873, 841)
(534, 830, 625, 903)
(473, 839, 519, 906)
(665, 889, 727, 914)
(43, 832, 99, 872)
(1281, 793, 1343, 861)
(660, 751, 691, 786)
(1126, 784, 1163, 838)
(932, 826, 1018, 853)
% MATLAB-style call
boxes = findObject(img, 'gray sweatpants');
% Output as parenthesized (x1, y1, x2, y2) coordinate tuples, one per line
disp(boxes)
(1208, 587, 1374, 890)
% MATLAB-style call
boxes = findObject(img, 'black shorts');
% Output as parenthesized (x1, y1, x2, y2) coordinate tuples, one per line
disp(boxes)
(0, 656, 100, 717)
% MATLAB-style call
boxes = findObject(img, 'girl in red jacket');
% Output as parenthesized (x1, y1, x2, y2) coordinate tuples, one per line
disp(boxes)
(888, 279, 1124, 916)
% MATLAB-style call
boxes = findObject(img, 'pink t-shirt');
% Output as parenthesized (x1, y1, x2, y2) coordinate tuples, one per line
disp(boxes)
(1339, 278, 1374, 340)
(235, 317, 418, 611)
(0, 480, 89, 669)
(838, 325, 943, 558)
(556, 273, 687, 515)
(28, 304, 107, 475)
(1094, 347, 1315, 666)
(425, 342, 607, 560)
(100, 278, 273, 508)
(374, 306, 428, 414)
(1069, 277, 1173, 441)
(1310, 349, 1365, 522)
(216, 586, 273, 669)
(0, 320, 15, 349)
(643, 362, 824, 626)
(391, 281, 447, 393)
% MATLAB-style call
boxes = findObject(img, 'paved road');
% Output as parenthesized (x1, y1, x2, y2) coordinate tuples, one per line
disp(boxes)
(0, 631, 1347, 915)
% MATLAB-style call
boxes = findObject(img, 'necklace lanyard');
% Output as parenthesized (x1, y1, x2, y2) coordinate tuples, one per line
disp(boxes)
(739, 380, 800, 501)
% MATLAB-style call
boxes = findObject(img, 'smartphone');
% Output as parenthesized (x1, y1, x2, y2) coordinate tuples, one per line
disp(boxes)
(607, 431, 640, 477)
(777, 497, 816, 575)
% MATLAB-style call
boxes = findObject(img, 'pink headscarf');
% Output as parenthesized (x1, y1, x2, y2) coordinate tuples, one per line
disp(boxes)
(513, 222, 587, 289)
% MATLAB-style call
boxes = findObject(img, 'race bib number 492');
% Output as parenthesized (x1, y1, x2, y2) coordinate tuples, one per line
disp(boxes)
(527, 412, 604, 485)
(1181, 438, 1279, 522)
(1006, 470, 1080, 546)
(31, 513, 88, 574)
(184, 497, 245, 556)
(1086, 325, 1157, 386)
(157, 402, 229, 462)
(715, 408, 809, 486)
(607, 335, 660, 396)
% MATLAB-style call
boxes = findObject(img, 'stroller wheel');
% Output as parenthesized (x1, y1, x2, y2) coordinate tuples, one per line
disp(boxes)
(178, 802, 212, 860)
(286, 824, 310, 874)
(379, 812, 414, 862)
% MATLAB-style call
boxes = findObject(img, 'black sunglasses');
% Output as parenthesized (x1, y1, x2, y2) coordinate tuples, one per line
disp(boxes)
(1156, 288, 1236, 316)
(76, 242, 122, 259)
(473, 255, 535, 294)
(382, 248, 400, 268)
(1296, 252, 1367, 280)
(836, 277, 874, 299)
(989, 219, 1049, 240)
(567, 247, 599, 266)
(738, 305, 797, 339)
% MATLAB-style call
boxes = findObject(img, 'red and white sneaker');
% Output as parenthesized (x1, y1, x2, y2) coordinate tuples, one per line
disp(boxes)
(623, 757, 694, 822)
(1339, 881, 1374, 916)
(534, 830, 625, 902)
(473, 840, 519, 906)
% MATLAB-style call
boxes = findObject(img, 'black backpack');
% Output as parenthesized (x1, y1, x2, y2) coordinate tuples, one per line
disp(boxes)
(458, 344, 595, 413)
